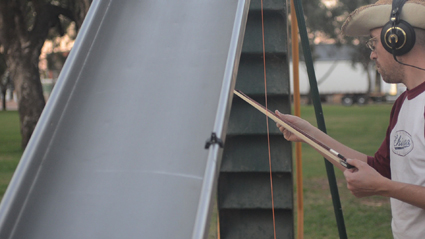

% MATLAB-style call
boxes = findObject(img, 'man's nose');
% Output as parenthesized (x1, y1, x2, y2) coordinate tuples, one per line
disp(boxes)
(370, 50, 377, 60)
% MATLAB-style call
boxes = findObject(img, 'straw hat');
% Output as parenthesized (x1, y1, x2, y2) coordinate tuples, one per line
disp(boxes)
(341, 0, 425, 36)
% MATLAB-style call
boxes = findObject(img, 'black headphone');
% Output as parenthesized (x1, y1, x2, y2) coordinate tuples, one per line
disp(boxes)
(379, 0, 425, 71)
(380, 0, 415, 56)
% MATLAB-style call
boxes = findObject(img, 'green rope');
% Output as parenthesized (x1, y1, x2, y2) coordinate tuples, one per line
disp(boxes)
(292, 0, 348, 238)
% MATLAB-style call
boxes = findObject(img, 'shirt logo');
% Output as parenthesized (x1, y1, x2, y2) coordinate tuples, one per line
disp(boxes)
(392, 130, 414, 156)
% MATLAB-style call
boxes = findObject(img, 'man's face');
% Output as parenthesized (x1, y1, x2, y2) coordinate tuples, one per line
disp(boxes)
(369, 28, 405, 84)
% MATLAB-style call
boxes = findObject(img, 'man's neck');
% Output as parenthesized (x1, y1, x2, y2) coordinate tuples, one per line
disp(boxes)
(399, 53, 425, 90)
(403, 67, 425, 90)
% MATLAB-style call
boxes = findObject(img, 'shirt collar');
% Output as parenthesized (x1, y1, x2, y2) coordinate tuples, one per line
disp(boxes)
(407, 80, 425, 100)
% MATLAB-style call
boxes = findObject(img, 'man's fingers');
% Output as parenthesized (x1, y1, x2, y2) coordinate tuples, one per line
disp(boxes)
(275, 110, 290, 120)
(346, 158, 364, 168)
(275, 110, 282, 116)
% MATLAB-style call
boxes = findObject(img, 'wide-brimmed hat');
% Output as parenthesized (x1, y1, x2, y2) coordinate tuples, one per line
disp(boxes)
(341, 0, 425, 36)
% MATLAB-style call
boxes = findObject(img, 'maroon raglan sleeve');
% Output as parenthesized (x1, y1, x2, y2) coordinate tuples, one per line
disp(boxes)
(368, 136, 391, 179)
(367, 92, 407, 179)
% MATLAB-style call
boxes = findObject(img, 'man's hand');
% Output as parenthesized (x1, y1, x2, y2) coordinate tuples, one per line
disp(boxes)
(343, 158, 388, 198)
(275, 110, 313, 142)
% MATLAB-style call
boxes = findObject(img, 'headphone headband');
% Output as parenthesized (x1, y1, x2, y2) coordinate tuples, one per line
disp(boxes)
(391, 0, 407, 23)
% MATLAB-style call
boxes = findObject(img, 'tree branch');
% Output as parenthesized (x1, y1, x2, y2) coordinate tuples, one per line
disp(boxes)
(13, 1, 30, 45)
(29, 3, 76, 58)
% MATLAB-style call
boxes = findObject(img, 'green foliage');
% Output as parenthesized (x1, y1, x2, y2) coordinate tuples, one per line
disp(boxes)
(298, 0, 378, 73)
(301, 0, 376, 43)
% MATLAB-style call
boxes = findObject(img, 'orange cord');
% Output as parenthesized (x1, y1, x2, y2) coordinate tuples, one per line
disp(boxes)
(217, 2, 281, 238)
(261, 0, 277, 238)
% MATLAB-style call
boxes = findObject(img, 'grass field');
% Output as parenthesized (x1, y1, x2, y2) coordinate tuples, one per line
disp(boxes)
(1, 104, 393, 238)
(297, 104, 393, 239)
(0, 111, 22, 202)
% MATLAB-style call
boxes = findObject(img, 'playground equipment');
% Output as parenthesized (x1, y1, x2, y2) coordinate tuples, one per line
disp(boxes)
(0, 0, 250, 238)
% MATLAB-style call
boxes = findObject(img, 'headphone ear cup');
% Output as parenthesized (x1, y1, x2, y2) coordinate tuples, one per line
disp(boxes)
(380, 20, 416, 56)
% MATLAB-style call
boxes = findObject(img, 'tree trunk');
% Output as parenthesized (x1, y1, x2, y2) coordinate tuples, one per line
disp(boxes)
(366, 65, 372, 93)
(1, 88, 6, 111)
(6, 48, 45, 148)
(0, 0, 92, 148)
(374, 70, 381, 93)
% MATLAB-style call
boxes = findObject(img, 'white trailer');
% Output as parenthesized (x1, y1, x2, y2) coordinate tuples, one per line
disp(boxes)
(290, 45, 406, 105)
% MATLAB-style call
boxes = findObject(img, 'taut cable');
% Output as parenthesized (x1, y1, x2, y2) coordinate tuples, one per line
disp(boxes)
(260, 0, 277, 238)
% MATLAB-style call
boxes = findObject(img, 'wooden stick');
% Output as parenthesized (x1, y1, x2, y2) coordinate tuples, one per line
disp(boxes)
(290, 4, 304, 237)
(233, 90, 354, 169)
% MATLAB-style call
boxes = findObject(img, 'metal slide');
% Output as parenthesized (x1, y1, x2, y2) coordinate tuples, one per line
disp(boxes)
(0, 0, 250, 238)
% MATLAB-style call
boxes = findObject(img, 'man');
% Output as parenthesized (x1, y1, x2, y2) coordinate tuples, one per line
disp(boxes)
(276, 0, 425, 238)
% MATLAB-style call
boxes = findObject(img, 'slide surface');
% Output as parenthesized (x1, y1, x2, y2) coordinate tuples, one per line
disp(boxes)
(0, 0, 249, 238)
